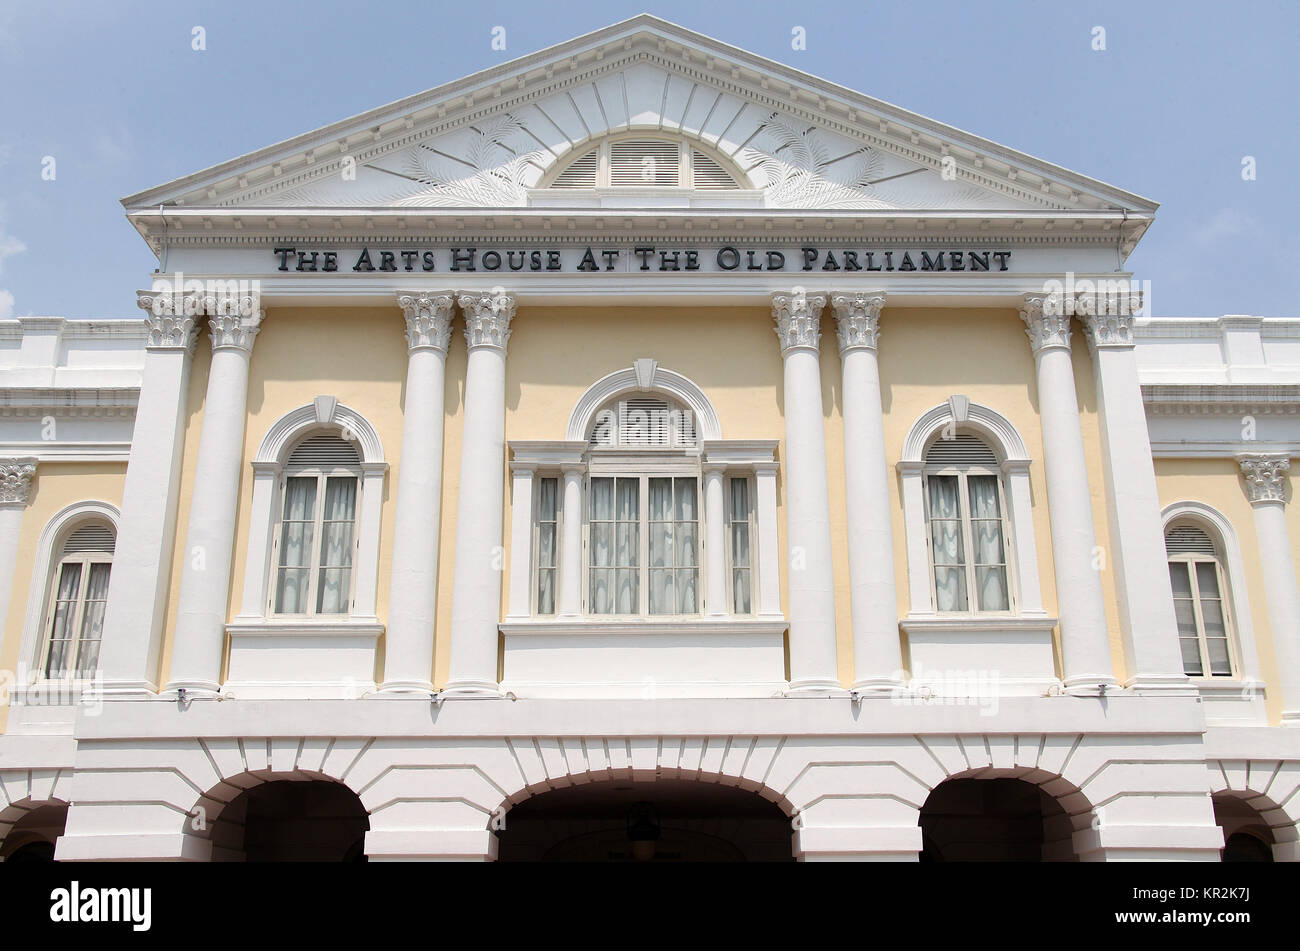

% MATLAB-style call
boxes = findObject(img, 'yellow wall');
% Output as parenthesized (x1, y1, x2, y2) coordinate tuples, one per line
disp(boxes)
(0, 463, 126, 732)
(14, 304, 1280, 708)
(1156, 458, 1285, 725)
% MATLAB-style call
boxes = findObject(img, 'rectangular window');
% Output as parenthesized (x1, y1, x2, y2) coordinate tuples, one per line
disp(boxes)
(590, 476, 639, 614)
(728, 477, 753, 615)
(273, 474, 358, 616)
(43, 559, 111, 679)
(925, 470, 1011, 614)
(648, 477, 698, 614)
(1169, 559, 1233, 677)
(535, 477, 558, 615)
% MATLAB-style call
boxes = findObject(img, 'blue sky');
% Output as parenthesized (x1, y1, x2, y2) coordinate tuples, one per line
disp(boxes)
(0, 0, 1295, 318)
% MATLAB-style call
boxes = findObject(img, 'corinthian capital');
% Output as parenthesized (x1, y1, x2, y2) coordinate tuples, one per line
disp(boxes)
(397, 291, 455, 353)
(1020, 293, 1072, 352)
(1239, 453, 1291, 505)
(1079, 290, 1142, 350)
(773, 290, 827, 355)
(830, 291, 886, 353)
(458, 290, 515, 351)
(136, 290, 201, 351)
(204, 295, 265, 353)
(0, 458, 37, 507)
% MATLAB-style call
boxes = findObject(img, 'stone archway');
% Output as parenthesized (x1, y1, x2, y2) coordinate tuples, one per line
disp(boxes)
(496, 778, 794, 862)
(0, 799, 69, 863)
(190, 772, 369, 862)
(918, 768, 1095, 862)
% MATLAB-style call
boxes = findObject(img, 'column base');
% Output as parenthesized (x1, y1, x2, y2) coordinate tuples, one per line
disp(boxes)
(441, 679, 504, 697)
(786, 678, 846, 696)
(374, 680, 437, 696)
(1062, 675, 1121, 697)
(161, 681, 220, 701)
(850, 678, 907, 697)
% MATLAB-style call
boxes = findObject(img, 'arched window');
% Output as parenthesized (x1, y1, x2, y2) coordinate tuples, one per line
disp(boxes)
(1165, 520, 1235, 678)
(40, 521, 115, 678)
(585, 395, 702, 616)
(922, 433, 1012, 613)
(271, 433, 361, 617)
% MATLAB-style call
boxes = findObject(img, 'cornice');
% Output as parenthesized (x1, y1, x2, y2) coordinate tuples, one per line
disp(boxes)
(1143, 384, 1300, 416)
(0, 388, 139, 417)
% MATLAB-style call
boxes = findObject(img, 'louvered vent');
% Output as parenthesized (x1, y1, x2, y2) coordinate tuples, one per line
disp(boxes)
(589, 410, 615, 447)
(1165, 523, 1217, 556)
(610, 140, 680, 186)
(692, 150, 738, 188)
(925, 433, 998, 466)
(63, 523, 115, 555)
(551, 148, 599, 188)
(287, 433, 361, 467)
(620, 398, 671, 446)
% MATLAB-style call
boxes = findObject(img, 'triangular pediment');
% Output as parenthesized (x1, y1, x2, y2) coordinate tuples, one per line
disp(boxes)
(124, 16, 1155, 226)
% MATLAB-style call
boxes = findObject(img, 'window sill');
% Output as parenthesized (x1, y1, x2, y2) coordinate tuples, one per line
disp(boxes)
(500, 617, 788, 637)
(900, 614, 1057, 634)
(225, 618, 384, 639)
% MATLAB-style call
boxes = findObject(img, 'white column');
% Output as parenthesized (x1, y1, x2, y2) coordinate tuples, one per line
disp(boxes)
(98, 292, 200, 696)
(379, 292, 453, 694)
(1081, 297, 1190, 693)
(558, 464, 583, 618)
(703, 463, 728, 617)
(773, 291, 840, 693)
(505, 462, 536, 620)
(444, 290, 515, 695)
(831, 292, 903, 693)
(164, 296, 264, 697)
(1020, 294, 1117, 694)
(0, 460, 37, 646)
(1239, 454, 1300, 724)
(754, 462, 782, 618)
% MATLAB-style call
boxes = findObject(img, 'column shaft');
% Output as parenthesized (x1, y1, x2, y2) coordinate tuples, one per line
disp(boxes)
(445, 292, 514, 695)
(558, 466, 583, 618)
(1021, 297, 1117, 692)
(832, 292, 903, 692)
(704, 465, 728, 616)
(0, 460, 37, 655)
(98, 293, 199, 695)
(773, 292, 840, 692)
(1240, 454, 1300, 723)
(1083, 303, 1189, 692)
(381, 293, 453, 694)
(165, 300, 262, 696)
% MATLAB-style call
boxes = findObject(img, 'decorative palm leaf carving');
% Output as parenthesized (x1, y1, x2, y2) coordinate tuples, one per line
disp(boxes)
(744, 113, 890, 209)
(394, 113, 542, 207)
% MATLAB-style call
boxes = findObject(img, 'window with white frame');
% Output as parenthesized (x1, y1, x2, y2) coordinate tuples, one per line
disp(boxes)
(727, 476, 755, 615)
(1165, 521, 1235, 677)
(922, 433, 1012, 613)
(533, 476, 559, 615)
(271, 433, 361, 617)
(40, 521, 114, 678)
(547, 136, 743, 190)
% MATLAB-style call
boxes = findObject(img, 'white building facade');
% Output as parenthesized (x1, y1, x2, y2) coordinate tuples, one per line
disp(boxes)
(0, 16, 1297, 862)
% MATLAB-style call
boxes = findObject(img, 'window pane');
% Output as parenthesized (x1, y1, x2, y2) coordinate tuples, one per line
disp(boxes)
(537, 523, 556, 570)
(649, 568, 673, 614)
(649, 478, 673, 520)
(1168, 561, 1193, 599)
(1180, 636, 1204, 676)
(970, 520, 1005, 566)
(537, 568, 555, 616)
(590, 568, 613, 614)
(276, 477, 317, 614)
(733, 567, 752, 616)
(45, 562, 81, 678)
(275, 569, 311, 614)
(536, 478, 557, 521)
(75, 562, 111, 677)
(592, 523, 613, 567)
(676, 568, 698, 614)
(729, 478, 750, 522)
(731, 523, 751, 569)
(616, 478, 639, 521)
(933, 566, 968, 612)
(927, 475, 960, 519)
(1206, 636, 1232, 677)
(676, 521, 697, 568)
(967, 475, 1001, 519)
(929, 520, 964, 567)
(316, 568, 351, 615)
(649, 521, 671, 568)
(615, 568, 638, 614)
(616, 523, 638, 568)
(974, 565, 1009, 612)
(591, 478, 613, 520)
(675, 478, 697, 520)
(1172, 596, 1198, 637)
(1195, 561, 1222, 599)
